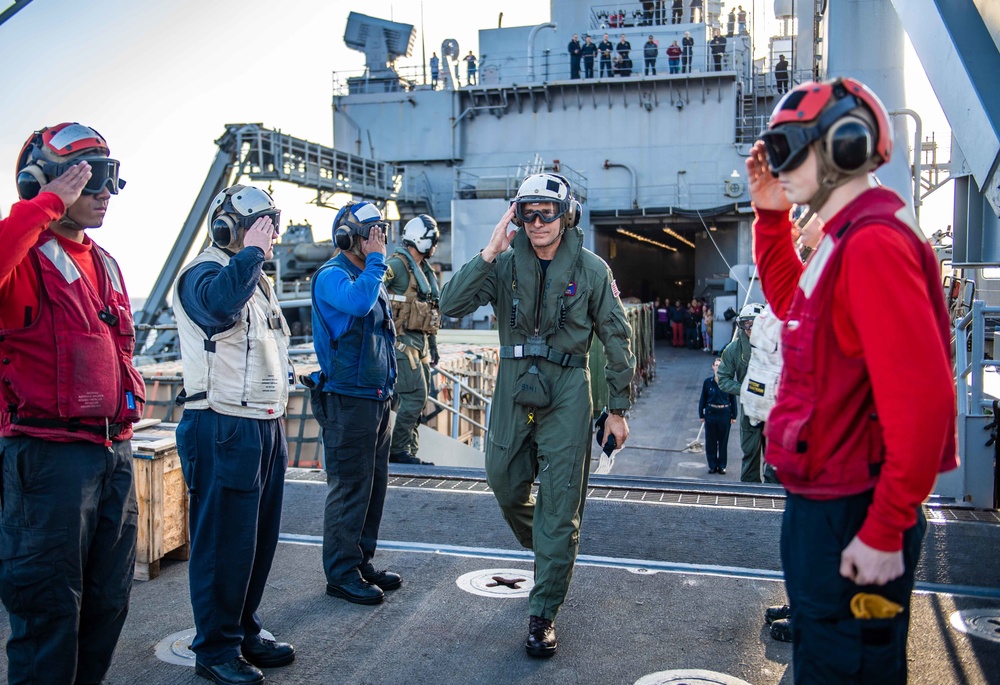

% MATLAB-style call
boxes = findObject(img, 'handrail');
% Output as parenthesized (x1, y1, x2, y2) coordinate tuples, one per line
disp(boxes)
(429, 366, 493, 447)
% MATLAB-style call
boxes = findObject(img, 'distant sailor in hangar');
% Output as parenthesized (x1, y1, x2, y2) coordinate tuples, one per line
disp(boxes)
(385, 214, 442, 465)
(440, 173, 635, 658)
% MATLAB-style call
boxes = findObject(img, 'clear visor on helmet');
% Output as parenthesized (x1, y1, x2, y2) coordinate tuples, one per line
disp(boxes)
(514, 200, 564, 224)
(43, 157, 125, 195)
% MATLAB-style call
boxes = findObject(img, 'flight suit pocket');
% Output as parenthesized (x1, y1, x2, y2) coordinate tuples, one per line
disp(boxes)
(0, 525, 67, 616)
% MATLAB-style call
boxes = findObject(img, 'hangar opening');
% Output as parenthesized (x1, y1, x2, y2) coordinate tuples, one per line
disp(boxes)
(590, 214, 741, 306)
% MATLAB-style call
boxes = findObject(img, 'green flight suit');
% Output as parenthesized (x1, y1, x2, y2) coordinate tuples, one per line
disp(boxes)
(385, 249, 440, 458)
(717, 330, 778, 483)
(439, 226, 635, 621)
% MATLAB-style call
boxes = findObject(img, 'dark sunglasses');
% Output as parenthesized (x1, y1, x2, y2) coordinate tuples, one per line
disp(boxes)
(43, 157, 125, 195)
(760, 94, 859, 175)
(514, 201, 564, 225)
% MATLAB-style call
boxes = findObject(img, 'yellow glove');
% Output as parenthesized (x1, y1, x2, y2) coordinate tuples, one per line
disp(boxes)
(850, 593, 903, 620)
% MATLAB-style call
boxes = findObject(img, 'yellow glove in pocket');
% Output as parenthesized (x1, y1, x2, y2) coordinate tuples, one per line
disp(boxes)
(850, 593, 904, 620)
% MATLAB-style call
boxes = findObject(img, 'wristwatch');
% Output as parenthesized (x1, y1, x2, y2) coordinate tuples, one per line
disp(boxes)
(610, 408, 629, 418)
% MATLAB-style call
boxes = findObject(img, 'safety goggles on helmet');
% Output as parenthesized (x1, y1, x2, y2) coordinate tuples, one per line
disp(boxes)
(514, 201, 564, 225)
(41, 157, 125, 195)
(235, 209, 281, 233)
(760, 93, 859, 174)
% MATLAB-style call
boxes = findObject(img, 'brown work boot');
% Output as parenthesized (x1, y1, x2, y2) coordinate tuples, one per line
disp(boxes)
(525, 615, 557, 658)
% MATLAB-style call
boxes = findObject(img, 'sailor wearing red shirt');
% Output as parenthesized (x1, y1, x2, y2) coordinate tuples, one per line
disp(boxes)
(747, 79, 956, 683)
(0, 123, 142, 685)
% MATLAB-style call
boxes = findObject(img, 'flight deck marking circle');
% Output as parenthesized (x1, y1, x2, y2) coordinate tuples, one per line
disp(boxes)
(635, 670, 754, 685)
(949, 610, 1000, 644)
(679, 461, 709, 469)
(456, 568, 535, 598)
(154, 628, 277, 666)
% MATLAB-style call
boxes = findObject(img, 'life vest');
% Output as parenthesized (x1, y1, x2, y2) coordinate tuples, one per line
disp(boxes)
(311, 253, 396, 401)
(739, 304, 783, 425)
(0, 232, 145, 443)
(764, 188, 956, 495)
(173, 247, 292, 418)
(386, 248, 441, 336)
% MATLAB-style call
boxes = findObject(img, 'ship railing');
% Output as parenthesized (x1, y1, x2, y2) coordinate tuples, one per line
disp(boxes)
(455, 163, 589, 204)
(590, 2, 722, 30)
(950, 299, 1000, 508)
(331, 44, 745, 95)
(588, 180, 741, 209)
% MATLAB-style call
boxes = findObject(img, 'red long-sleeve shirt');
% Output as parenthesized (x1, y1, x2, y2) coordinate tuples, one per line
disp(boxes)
(0, 192, 100, 329)
(754, 205, 955, 551)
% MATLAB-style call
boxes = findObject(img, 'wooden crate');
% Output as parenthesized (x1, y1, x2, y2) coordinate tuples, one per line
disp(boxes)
(131, 420, 189, 581)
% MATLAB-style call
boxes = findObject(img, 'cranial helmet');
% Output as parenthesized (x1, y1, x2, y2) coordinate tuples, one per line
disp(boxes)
(739, 302, 765, 320)
(761, 77, 892, 212)
(401, 214, 440, 255)
(16, 122, 125, 200)
(208, 184, 280, 250)
(333, 200, 387, 250)
(512, 172, 581, 229)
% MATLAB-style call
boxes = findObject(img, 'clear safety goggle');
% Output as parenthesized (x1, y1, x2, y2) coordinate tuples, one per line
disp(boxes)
(43, 157, 125, 195)
(514, 201, 564, 224)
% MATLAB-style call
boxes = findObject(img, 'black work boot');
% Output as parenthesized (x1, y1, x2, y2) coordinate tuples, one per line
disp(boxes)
(388, 451, 434, 465)
(764, 604, 792, 624)
(769, 618, 793, 642)
(525, 615, 557, 658)
(241, 633, 296, 668)
(195, 656, 264, 684)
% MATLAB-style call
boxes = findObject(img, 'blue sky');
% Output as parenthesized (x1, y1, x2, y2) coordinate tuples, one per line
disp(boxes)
(0, 0, 952, 299)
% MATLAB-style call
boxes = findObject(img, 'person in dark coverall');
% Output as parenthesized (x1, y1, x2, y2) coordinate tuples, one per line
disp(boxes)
(598, 33, 615, 77)
(386, 214, 442, 466)
(581, 35, 598, 78)
(174, 184, 295, 685)
(440, 173, 635, 658)
(308, 201, 401, 607)
(749, 77, 956, 683)
(699, 357, 737, 474)
(717, 302, 778, 483)
(567, 34, 582, 79)
(0, 123, 141, 685)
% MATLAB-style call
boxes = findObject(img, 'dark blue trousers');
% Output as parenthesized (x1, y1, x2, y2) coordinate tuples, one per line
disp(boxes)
(704, 419, 731, 471)
(311, 392, 391, 584)
(781, 491, 925, 684)
(176, 410, 286, 666)
(0, 435, 137, 685)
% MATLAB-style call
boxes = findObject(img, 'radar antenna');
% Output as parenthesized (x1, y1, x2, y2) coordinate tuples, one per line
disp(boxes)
(343, 12, 416, 92)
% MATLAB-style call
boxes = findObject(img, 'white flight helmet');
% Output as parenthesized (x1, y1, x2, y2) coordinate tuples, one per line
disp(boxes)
(739, 302, 765, 320)
(512, 172, 581, 228)
(401, 214, 440, 255)
(208, 184, 280, 250)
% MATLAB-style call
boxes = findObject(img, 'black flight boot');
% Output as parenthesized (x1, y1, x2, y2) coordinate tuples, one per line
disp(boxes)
(525, 615, 557, 658)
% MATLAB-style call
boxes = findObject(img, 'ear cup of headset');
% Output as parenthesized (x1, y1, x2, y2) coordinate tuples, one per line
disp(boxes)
(16, 165, 47, 200)
(825, 115, 874, 173)
(211, 215, 237, 249)
(567, 199, 582, 228)
(334, 226, 353, 250)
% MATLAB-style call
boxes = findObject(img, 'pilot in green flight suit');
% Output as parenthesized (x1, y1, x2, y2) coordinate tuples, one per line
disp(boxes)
(385, 214, 442, 465)
(440, 173, 635, 658)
